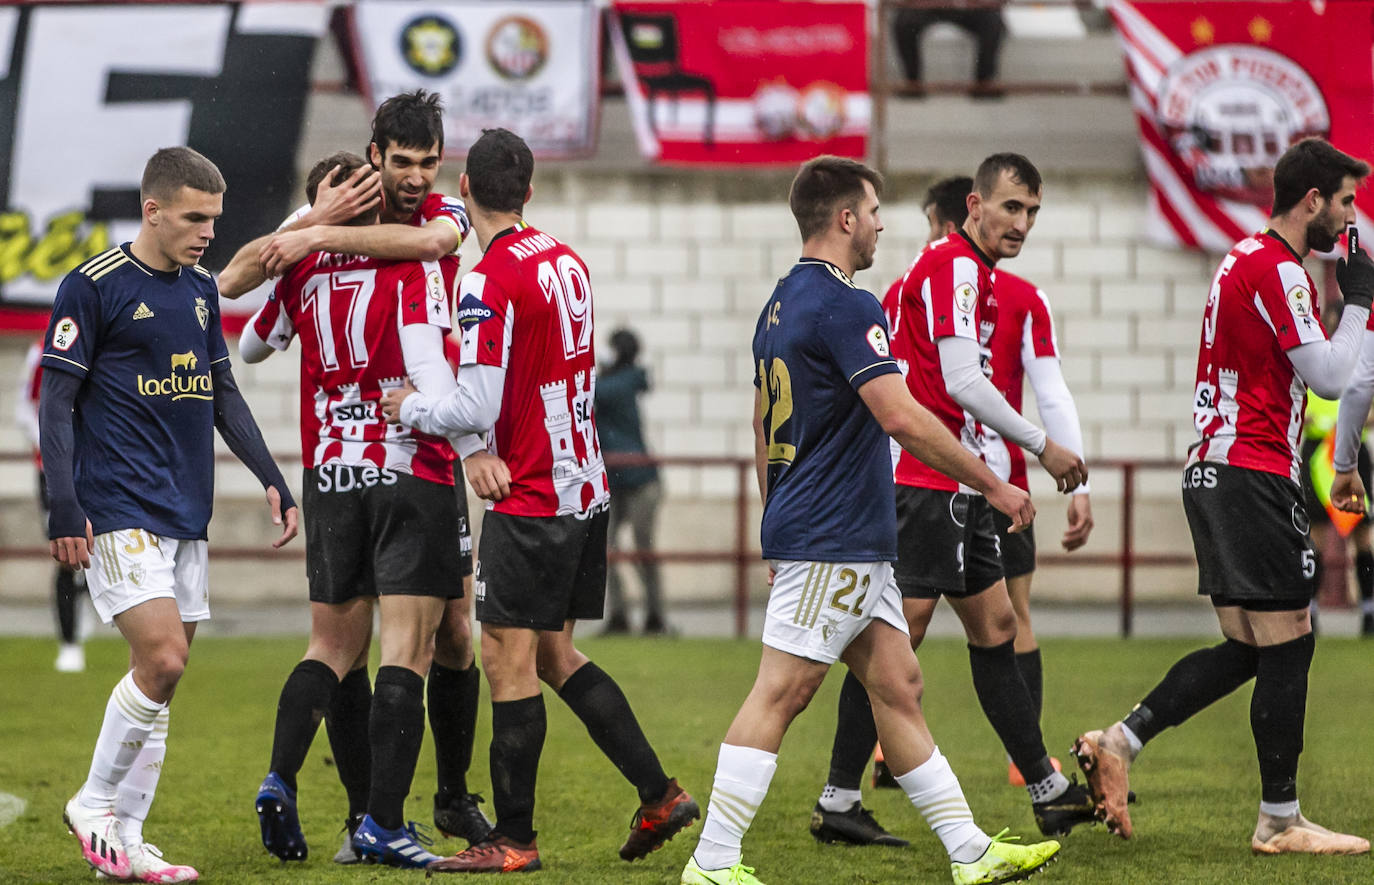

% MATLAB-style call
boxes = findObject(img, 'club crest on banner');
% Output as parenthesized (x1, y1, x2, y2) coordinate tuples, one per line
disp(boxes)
(401, 14, 462, 77)
(486, 15, 548, 80)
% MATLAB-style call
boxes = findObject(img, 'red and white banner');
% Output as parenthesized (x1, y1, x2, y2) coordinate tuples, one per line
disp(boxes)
(609, 2, 868, 165)
(1111, 0, 1374, 253)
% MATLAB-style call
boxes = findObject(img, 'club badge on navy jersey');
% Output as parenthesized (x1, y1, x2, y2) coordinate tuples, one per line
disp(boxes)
(866, 324, 890, 357)
(195, 297, 209, 330)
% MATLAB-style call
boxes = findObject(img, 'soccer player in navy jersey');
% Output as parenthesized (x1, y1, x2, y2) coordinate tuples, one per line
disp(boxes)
(1076, 138, 1373, 855)
(676, 156, 1060, 885)
(43, 147, 297, 882)
(223, 92, 494, 858)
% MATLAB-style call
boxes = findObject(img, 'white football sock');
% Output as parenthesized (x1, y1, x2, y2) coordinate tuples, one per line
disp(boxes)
(1026, 769, 1070, 804)
(818, 784, 862, 812)
(79, 672, 165, 808)
(1259, 799, 1300, 819)
(692, 743, 778, 871)
(895, 747, 989, 864)
(1119, 723, 1144, 756)
(116, 705, 169, 846)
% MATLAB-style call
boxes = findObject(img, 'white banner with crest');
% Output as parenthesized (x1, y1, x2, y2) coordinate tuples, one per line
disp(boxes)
(351, 0, 599, 158)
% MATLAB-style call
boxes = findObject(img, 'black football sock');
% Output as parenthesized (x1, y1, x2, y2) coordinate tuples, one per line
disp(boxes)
(826, 669, 878, 790)
(1124, 638, 1258, 746)
(269, 659, 338, 793)
(429, 661, 481, 804)
(490, 695, 546, 844)
(557, 662, 669, 804)
(1251, 633, 1314, 805)
(55, 567, 80, 643)
(1016, 649, 1044, 724)
(968, 640, 1054, 785)
(1357, 549, 1374, 604)
(326, 667, 372, 818)
(368, 666, 426, 831)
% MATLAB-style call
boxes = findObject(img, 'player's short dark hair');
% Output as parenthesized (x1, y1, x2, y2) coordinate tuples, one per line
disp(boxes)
(974, 152, 1042, 198)
(1271, 137, 1370, 216)
(789, 155, 884, 242)
(464, 128, 533, 214)
(925, 176, 974, 228)
(305, 152, 373, 226)
(370, 89, 445, 158)
(141, 147, 225, 202)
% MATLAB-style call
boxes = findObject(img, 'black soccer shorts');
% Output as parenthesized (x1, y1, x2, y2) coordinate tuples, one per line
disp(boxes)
(303, 465, 463, 604)
(991, 507, 1037, 580)
(474, 504, 609, 630)
(894, 485, 1005, 598)
(1183, 462, 1315, 611)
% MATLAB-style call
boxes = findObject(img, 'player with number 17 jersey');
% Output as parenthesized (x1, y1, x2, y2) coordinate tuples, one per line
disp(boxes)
(250, 251, 460, 484)
(458, 222, 608, 517)
(1189, 231, 1327, 484)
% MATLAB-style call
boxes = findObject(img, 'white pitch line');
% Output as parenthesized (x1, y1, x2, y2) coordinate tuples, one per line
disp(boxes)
(0, 792, 26, 828)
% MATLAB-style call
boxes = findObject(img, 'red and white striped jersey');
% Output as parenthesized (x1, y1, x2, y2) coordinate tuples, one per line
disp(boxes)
(254, 251, 460, 484)
(1188, 231, 1326, 483)
(984, 271, 1059, 491)
(458, 223, 609, 517)
(891, 232, 998, 492)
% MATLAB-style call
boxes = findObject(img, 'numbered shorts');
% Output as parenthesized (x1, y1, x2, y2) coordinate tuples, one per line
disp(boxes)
(87, 529, 209, 624)
(1182, 463, 1315, 611)
(991, 508, 1037, 580)
(763, 561, 908, 665)
(453, 461, 473, 578)
(895, 486, 1005, 598)
(304, 465, 463, 603)
(474, 505, 609, 631)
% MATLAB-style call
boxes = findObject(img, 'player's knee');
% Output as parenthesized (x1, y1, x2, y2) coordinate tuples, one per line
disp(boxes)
(141, 644, 188, 693)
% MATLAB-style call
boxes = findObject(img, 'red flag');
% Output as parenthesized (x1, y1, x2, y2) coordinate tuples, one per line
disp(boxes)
(1111, 0, 1374, 252)
(609, 2, 868, 165)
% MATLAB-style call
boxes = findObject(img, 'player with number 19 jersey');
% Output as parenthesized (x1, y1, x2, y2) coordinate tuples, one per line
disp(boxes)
(459, 222, 608, 517)
(251, 251, 459, 484)
(1189, 231, 1327, 484)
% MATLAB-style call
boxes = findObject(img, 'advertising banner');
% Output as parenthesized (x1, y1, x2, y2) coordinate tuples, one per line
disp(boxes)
(609, 1, 869, 165)
(0, 1, 324, 328)
(350, 0, 600, 158)
(1112, 0, 1374, 252)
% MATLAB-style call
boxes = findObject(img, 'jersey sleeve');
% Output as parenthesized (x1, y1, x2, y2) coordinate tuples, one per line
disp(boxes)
(420, 193, 472, 252)
(926, 254, 982, 342)
(818, 291, 901, 390)
(457, 270, 512, 370)
(1261, 260, 1326, 349)
(1022, 287, 1060, 362)
(398, 260, 454, 331)
(253, 284, 296, 352)
(204, 286, 230, 367)
(40, 273, 103, 378)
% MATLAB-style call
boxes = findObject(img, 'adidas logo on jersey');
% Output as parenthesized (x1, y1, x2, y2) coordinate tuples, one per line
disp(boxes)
(132, 302, 155, 320)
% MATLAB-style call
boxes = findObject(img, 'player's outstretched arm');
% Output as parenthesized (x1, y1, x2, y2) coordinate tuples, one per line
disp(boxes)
(859, 373, 1034, 530)
(217, 233, 276, 299)
(39, 369, 93, 568)
(210, 361, 298, 547)
(261, 219, 458, 279)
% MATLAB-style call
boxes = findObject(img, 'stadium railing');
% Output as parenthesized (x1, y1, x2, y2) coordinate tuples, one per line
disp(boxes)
(0, 451, 1189, 638)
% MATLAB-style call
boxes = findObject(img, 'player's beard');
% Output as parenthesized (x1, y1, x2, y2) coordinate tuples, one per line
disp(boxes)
(1306, 211, 1342, 254)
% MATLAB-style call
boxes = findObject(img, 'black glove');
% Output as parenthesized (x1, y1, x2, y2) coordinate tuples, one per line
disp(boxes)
(1337, 248, 1374, 311)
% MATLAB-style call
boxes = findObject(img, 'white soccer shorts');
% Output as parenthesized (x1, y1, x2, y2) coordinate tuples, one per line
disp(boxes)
(763, 560, 907, 664)
(86, 528, 210, 624)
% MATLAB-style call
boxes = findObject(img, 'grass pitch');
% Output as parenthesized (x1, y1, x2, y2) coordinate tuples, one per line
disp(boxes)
(1, 633, 1372, 883)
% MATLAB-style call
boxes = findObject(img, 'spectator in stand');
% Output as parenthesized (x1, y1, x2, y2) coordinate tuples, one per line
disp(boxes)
(597, 328, 667, 635)
(15, 338, 88, 672)
(892, 1, 1007, 98)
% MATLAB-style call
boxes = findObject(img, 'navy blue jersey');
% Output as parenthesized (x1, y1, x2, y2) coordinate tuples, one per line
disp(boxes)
(754, 259, 902, 561)
(41, 244, 230, 539)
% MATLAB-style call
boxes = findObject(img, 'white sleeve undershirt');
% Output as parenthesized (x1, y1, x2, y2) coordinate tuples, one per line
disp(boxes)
(938, 336, 1047, 455)
(1024, 355, 1089, 493)
(1334, 328, 1374, 472)
(237, 317, 275, 364)
(1287, 304, 1369, 399)
(398, 324, 491, 454)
